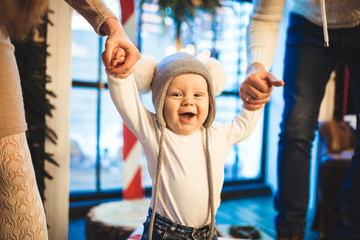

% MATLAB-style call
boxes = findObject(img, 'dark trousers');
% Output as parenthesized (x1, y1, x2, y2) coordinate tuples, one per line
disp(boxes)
(274, 13, 360, 239)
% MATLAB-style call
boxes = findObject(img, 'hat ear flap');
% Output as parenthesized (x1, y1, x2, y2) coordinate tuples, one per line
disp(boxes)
(203, 58, 226, 96)
(133, 54, 158, 93)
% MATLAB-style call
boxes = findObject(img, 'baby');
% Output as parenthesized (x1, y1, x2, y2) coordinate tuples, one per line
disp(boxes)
(106, 50, 280, 240)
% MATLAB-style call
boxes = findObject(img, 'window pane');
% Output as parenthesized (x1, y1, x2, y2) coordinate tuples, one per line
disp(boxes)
(215, 95, 263, 181)
(140, 1, 253, 92)
(140, 2, 174, 58)
(69, 87, 98, 193)
(99, 90, 124, 190)
(215, 2, 253, 92)
(71, 14, 99, 82)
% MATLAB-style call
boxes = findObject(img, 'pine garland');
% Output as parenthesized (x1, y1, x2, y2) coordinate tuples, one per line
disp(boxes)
(12, 11, 58, 202)
(141, 0, 221, 50)
(158, 0, 221, 22)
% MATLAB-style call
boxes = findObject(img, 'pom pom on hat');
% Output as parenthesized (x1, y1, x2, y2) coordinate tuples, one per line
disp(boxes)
(133, 53, 226, 96)
(133, 54, 157, 93)
(203, 57, 226, 96)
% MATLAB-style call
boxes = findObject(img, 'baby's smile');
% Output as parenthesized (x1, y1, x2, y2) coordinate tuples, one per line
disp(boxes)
(179, 112, 196, 122)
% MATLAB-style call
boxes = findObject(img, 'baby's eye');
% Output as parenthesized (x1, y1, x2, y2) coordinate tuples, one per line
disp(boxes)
(172, 92, 181, 97)
(194, 93, 203, 97)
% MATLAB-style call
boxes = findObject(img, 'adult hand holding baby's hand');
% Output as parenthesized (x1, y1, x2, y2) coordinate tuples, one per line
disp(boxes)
(100, 18, 141, 79)
(102, 48, 128, 79)
(240, 63, 284, 110)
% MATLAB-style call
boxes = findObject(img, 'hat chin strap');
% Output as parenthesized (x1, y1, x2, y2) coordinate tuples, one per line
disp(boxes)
(148, 127, 165, 240)
(205, 129, 215, 240)
(147, 128, 215, 240)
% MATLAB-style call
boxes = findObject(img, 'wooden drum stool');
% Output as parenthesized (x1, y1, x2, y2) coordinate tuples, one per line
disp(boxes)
(86, 198, 150, 240)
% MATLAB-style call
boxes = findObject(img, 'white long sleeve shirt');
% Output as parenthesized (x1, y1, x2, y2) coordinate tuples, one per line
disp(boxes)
(108, 73, 263, 227)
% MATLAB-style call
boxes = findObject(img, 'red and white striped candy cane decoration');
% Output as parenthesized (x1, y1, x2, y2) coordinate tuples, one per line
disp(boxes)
(120, 0, 137, 44)
(120, 0, 144, 199)
(122, 124, 144, 199)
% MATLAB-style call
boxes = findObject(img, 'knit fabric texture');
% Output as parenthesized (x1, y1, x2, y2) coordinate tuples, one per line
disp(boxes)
(0, 133, 48, 240)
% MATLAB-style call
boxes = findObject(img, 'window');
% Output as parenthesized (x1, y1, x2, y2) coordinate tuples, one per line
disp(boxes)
(69, 0, 267, 204)
(70, 1, 125, 194)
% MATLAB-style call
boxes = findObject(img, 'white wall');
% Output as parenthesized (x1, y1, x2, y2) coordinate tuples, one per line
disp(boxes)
(44, 0, 72, 239)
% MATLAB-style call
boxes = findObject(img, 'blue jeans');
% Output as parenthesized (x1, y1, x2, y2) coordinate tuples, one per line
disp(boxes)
(275, 13, 360, 239)
(141, 208, 218, 240)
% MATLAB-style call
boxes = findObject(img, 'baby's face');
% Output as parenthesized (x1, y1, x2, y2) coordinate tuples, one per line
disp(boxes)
(164, 73, 209, 135)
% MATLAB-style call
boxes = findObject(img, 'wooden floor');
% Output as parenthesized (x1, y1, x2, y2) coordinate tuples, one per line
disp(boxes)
(68, 195, 320, 240)
(215, 196, 319, 239)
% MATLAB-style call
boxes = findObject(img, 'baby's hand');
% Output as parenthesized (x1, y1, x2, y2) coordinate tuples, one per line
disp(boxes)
(112, 47, 126, 67)
(102, 48, 126, 77)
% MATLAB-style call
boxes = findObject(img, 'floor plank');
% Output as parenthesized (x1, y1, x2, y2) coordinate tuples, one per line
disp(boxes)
(216, 196, 320, 239)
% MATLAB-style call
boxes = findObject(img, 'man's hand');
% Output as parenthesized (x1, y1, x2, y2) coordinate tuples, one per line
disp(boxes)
(100, 18, 141, 78)
(240, 63, 284, 110)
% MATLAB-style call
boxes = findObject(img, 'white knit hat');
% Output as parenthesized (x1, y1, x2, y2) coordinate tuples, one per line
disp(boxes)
(133, 52, 226, 128)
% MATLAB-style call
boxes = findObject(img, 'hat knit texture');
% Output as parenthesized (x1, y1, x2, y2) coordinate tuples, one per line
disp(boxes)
(151, 52, 216, 129)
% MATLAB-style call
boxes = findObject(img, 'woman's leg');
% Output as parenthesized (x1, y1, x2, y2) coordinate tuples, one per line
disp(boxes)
(0, 132, 48, 240)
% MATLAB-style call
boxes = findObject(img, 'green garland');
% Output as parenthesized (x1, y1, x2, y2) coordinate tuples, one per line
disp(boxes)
(158, 0, 221, 22)
(141, 0, 221, 50)
(141, 0, 221, 22)
(12, 11, 58, 202)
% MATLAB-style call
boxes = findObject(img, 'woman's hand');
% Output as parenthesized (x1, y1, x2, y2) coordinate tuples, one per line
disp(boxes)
(100, 18, 141, 79)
